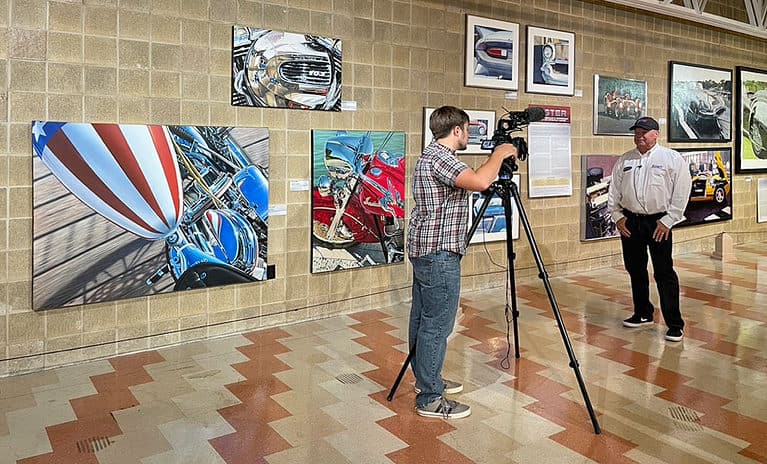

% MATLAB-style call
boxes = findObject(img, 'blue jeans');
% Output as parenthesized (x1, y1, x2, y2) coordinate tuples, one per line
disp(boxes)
(408, 250, 461, 408)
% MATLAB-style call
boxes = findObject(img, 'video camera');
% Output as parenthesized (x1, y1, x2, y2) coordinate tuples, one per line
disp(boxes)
(481, 107, 546, 176)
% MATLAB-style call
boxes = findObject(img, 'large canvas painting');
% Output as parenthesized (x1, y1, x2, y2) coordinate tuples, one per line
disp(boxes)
(231, 25, 342, 111)
(581, 155, 620, 241)
(735, 66, 767, 173)
(465, 15, 519, 90)
(311, 130, 405, 273)
(593, 75, 647, 135)
(669, 62, 732, 142)
(467, 174, 520, 244)
(32, 123, 270, 310)
(677, 148, 733, 227)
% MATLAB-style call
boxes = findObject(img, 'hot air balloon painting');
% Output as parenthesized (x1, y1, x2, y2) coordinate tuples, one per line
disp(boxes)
(32, 122, 270, 310)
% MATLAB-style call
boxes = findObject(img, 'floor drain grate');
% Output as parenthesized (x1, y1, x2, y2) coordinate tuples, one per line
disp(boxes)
(668, 406, 704, 432)
(336, 373, 363, 384)
(76, 436, 114, 453)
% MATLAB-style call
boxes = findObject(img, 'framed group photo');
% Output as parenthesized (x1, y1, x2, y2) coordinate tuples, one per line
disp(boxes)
(423, 108, 495, 154)
(465, 15, 519, 91)
(525, 26, 575, 96)
(668, 61, 732, 142)
(593, 75, 647, 135)
(735, 66, 767, 173)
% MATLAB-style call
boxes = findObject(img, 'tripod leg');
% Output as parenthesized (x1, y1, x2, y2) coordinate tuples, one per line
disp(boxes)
(508, 181, 602, 435)
(387, 343, 415, 401)
(500, 188, 522, 359)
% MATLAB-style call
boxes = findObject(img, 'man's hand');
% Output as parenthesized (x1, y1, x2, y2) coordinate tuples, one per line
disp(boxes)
(493, 143, 517, 160)
(616, 217, 631, 237)
(653, 221, 670, 242)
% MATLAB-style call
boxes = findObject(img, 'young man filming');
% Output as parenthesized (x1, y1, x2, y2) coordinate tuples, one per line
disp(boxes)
(408, 106, 517, 419)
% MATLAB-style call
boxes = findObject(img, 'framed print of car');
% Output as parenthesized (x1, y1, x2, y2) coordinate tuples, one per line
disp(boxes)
(735, 66, 767, 173)
(525, 26, 575, 96)
(231, 25, 342, 111)
(423, 107, 496, 155)
(467, 174, 520, 244)
(668, 62, 732, 143)
(581, 155, 621, 241)
(676, 147, 733, 228)
(593, 75, 647, 136)
(465, 15, 519, 91)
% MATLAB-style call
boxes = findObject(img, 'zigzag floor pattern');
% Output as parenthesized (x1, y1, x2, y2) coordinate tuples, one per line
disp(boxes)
(1, 243, 766, 463)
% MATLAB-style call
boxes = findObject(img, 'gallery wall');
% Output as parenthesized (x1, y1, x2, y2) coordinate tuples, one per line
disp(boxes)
(1, 0, 767, 375)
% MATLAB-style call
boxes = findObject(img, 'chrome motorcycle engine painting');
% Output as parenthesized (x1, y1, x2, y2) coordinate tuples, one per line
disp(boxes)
(231, 25, 342, 111)
(32, 123, 269, 310)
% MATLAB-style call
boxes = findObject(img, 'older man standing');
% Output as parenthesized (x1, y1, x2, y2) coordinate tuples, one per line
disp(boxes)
(607, 117, 692, 342)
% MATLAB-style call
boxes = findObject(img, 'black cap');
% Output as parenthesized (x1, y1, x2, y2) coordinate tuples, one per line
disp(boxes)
(629, 117, 659, 132)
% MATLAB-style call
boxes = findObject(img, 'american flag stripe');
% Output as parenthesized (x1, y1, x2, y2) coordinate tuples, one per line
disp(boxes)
(39, 122, 183, 240)
(93, 124, 172, 231)
(46, 128, 160, 236)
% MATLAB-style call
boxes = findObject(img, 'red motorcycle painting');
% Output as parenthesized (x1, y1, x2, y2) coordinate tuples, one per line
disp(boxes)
(311, 131, 405, 273)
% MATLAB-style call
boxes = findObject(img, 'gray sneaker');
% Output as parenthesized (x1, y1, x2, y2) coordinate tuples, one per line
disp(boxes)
(414, 378, 463, 395)
(416, 396, 471, 419)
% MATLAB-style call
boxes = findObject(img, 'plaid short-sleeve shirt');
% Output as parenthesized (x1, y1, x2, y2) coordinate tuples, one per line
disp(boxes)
(407, 141, 470, 258)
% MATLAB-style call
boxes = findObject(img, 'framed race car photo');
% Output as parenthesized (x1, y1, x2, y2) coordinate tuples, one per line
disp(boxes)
(735, 66, 767, 173)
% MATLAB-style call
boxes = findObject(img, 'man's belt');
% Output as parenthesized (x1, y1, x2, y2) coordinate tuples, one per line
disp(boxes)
(623, 209, 665, 220)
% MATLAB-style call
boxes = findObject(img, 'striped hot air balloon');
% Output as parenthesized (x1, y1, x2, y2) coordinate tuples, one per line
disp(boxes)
(32, 121, 184, 240)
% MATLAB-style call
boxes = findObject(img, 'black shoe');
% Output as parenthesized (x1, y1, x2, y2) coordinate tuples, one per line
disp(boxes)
(623, 314, 653, 328)
(665, 328, 684, 342)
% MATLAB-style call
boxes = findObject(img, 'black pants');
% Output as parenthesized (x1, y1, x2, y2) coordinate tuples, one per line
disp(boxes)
(620, 212, 684, 330)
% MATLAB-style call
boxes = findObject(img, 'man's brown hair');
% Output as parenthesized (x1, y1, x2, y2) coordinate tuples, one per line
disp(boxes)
(429, 106, 469, 140)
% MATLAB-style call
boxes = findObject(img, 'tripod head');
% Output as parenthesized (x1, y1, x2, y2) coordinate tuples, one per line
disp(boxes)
(480, 107, 545, 178)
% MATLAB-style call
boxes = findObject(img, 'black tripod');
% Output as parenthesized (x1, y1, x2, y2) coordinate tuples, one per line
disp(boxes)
(387, 172, 601, 435)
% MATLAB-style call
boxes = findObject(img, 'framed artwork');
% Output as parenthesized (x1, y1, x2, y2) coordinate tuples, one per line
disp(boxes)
(525, 26, 575, 96)
(231, 25, 342, 111)
(423, 107, 495, 154)
(593, 75, 647, 135)
(581, 155, 621, 241)
(676, 148, 733, 228)
(467, 174, 520, 244)
(32, 122, 270, 310)
(735, 66, 767, 173)
(668, 61, 732, 142)
(311, 130, 406, 273)
(465, 15, 519, 90)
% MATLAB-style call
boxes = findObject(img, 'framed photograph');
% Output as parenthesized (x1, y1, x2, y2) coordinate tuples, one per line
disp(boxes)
(669, 61, 732, 142)
(467, 174, 520, 244)
(423, 107, 495, 154)
(593, 75, 647, 135)
(581, 155, 621, 241)
(311, 130, 406, 273)
(32, 122, 270, 310)
(465, 15, 519, 91)
(231, 25, 342, 111)
(735, 66, 767, 173)
(676, 147, 733, 228)
(525, 26, 575, 96)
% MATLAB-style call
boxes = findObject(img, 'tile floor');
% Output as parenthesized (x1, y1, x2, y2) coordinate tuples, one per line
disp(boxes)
(2, 243, 766, 463)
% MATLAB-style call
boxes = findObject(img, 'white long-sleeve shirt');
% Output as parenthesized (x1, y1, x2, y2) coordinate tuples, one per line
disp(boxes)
(607, 143, 692, 229)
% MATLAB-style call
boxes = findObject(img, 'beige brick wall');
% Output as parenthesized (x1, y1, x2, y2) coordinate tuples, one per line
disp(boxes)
(1, 0, 766, 376)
